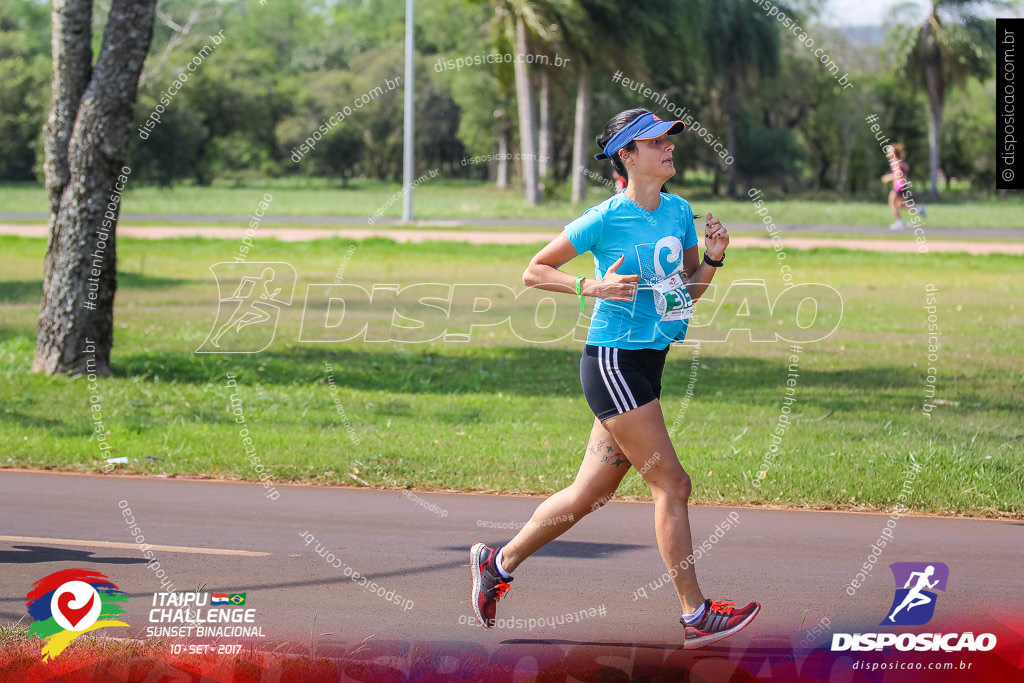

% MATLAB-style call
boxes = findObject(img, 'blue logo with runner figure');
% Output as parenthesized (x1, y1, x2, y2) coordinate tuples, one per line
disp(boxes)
(882, 562, 949, 626)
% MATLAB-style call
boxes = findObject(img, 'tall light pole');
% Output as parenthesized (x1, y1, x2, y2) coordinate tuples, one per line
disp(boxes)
(402, 0, 414, 223)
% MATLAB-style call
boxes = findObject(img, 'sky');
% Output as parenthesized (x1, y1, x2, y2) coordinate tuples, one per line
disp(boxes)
(820, 0, 1022, 26)
(821, 0, 923, 26)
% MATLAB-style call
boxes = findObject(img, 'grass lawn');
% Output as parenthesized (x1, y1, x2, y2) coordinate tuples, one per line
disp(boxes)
(1, 179, 1022, 230)
(1, 235, 1021, 517)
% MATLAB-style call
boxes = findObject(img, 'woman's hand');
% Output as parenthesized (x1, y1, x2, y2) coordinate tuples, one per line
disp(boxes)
(586, 255, 641, 302)
(704, 212, 729, 261)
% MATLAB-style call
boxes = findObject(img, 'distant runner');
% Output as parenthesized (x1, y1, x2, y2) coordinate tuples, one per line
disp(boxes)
(613, 169, 627, 193)
(881, 142, 926, 230)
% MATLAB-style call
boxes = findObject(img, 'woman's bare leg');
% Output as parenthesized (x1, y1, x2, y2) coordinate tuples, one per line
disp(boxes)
(499, 417, 631, 573)
(889, 190, 903, 220)
(602, 400, 704, 614)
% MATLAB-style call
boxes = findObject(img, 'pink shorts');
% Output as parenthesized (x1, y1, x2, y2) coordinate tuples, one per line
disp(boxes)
(894, 179, 907, 192)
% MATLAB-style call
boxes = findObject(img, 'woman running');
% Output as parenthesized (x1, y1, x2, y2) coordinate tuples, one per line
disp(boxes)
(881, 142, 925, 230)
(469, 108, 760, 649)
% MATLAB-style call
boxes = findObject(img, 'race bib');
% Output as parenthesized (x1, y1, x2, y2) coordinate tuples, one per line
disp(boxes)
(651, 272, 693, 321)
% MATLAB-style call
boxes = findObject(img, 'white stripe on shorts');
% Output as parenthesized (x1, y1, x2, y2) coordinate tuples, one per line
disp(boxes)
(599, 346, 638, 414)
(597, 346, 627, 414)
(610, 348, 638, 410)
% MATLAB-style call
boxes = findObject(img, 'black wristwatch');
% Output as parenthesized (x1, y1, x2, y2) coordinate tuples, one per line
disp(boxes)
(703, 252, 724, 268)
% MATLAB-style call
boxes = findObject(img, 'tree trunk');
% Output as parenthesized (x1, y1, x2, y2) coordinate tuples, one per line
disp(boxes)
(43, 0, 94, 224)
(837, 146, 851, 197)
(725, 73, 739, 198)
(570, 60, 590, 204)
(837, 116, 856, 196)
(814, 140, 830, 191)
(538, 69, 551, 180)
(924, 62, 943, 197)
(496, 128, 509, 189)
(513, 16, 539, 205)
(34, 0, 158, 376)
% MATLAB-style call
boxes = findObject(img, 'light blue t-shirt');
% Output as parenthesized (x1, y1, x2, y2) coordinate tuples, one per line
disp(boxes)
(564, 192, 698, 350)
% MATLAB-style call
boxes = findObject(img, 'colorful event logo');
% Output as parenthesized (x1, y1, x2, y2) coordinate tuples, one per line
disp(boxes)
(882, 561, 949, 626)
(25, 569, 130, 660)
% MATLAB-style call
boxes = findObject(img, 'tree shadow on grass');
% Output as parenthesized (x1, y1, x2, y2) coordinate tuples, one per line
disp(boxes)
(118, 271, 207, 289)
(111, 345, 929, 407)
(0, 272, 202, 305)
(0, 281, 41, 304)
(2, 411, 94, 436)
(116, 346, 585, 398)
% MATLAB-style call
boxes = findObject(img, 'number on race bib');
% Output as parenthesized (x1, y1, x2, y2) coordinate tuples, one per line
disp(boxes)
(650, 273, 693, 322)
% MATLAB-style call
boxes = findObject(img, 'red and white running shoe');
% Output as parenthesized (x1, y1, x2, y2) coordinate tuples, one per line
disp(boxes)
(682, 599, 761, 649)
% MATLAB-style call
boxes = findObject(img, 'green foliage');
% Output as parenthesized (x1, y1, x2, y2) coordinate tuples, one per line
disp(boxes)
(317, 126, 366, 181)
(889, 3, 1004, 93)
(447, 67, 503, 160)
(0, 4, 50, 181)
(734, 111, 804, 183)
(885, 2, 1010, 194)
(940, 78, 997, 191)
(705, 0, 784, 82)
(867, 74, 930, 181)
(128, 91, 209, 186)
(4, 0, 1007, 195)
(0, 55, 48, 181)
(425, 0, 501, 161)
(0, 0, 50, 58)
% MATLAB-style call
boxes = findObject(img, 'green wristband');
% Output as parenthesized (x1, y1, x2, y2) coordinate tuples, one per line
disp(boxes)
(575, 275, 585, 312)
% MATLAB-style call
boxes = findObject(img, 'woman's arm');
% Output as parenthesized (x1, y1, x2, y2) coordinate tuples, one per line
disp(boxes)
(681, 212, 729, 302)
(523, 233, 640, 302)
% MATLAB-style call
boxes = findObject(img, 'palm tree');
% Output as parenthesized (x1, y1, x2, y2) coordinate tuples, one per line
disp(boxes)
(489, 21, 516, 190)
(569, 57, 591, 204)
(491, 0, 566, 205)
(513, 13, 541, 204)
(561, 0, 682, 204)
(561, 0, 623, 205)
(705, 0, 784, 197)
(889, 0, 1009, 195)
(532, 2, 587, 186)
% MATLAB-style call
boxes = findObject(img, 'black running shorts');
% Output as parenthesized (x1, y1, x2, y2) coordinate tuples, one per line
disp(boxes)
(579, 344, 669, 421)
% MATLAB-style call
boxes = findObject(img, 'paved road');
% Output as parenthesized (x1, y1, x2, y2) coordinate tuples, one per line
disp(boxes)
(1, 470, 1019, 661)
(3, 224, 1022, 254)
(2, 211, 1023, 240)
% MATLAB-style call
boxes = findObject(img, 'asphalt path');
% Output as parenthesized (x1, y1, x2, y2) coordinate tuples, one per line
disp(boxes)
(1, 470, 1020, 662)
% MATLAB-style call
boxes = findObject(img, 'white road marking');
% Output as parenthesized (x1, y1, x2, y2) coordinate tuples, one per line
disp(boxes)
(0, 535, 269, 556)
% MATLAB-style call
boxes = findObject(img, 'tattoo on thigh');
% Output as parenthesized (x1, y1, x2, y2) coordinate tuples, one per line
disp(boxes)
(589, 439, 628, 467)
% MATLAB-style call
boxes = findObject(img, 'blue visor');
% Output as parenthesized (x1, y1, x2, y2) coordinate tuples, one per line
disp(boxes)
(594, 112, 686, 161)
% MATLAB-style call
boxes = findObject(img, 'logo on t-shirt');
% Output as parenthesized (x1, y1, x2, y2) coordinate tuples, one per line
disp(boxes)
(635, 236, 691, 321)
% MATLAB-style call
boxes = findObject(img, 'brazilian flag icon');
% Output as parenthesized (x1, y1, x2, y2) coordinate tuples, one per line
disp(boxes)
(229, 593, 246, 605)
